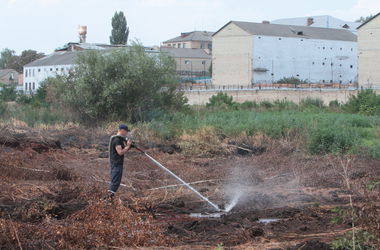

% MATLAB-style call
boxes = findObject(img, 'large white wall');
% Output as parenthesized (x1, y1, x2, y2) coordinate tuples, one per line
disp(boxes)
(252, 35, 357, 84)
(23, 64, 73, 92)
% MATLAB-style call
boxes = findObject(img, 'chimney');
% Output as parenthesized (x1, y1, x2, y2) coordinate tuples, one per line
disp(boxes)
(307, 17, 314, 26)
(262, 20, 270, 24)
(78, 25, 87, 43)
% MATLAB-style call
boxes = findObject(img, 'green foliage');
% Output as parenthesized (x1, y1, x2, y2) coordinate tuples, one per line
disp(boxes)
(259, 101, 274, 109)
(0, 48, 15, 69)
(0, 84, 17, 101)
(300, 98, 325, 109)
(0, 49, 44, 72)
(48, 44, 187, 123)
(276, 76, 308, 85)
(240, 101, 258, 110)
(273, 99, 298, 111)
(367, 178, 380, 191)
(329, 100, 341, 108)
(110, 11, 130, 45)
(0, 99, 7, 116)
(308, 125, 359, 154)
(331, 230, 377, 250)
(343, 89, 380, 116)
(356, 15, 374, 23)
(206, 93, 236, 109)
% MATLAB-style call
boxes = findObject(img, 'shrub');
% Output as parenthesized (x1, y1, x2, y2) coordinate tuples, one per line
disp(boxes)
(206, 92, 236, 109)
(273, 99, 298, 111)
(276, 76, 308, 85)
(300, 98, 325, 109)
(259, 101, 274, 109)
(0, 99, 6, 116)
(0, 84, 17, 102)
(344, 89, 380, 115)
(240, 101, 258, 110)
(329, 100, 341, 108)
(308, 126, 359, 154)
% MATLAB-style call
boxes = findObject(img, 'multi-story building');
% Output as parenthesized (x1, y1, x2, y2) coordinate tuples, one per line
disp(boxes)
(0, 69, 19, 85)
(357, 12, 380, 89)
(272, 15, 360, 34)
(212, 21, 357, 86)
(162, 31, 214, 50)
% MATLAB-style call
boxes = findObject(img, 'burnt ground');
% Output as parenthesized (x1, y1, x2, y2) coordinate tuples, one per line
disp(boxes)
(0, 128, 379, 249)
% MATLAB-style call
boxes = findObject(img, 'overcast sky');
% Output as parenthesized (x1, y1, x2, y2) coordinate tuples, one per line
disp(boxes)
(1, 0, 379, 54)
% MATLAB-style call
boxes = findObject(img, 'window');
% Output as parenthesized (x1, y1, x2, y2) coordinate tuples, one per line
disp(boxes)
(32, 82, 35, 90)
(50, 68, 53, 71)
(56, 68, 59, 71)
(25, 83, 27, 90)
(38, 68, 41, 72)
(177, 43, 181, 48)
(25, 70, 28, 77)
(33, 69, 35, 77)
(200, 42, 205, 49)
(322, 62, 325, 66)
(202, 60, 206, 65)
(258, 36, 261, 39)
(322, 80, 325, 83)
(278, 38, 282, 40)
(351, 48, 353, 51)
(323, 47, 325, 50)
(312, 62, 315, 65)
(340, 48, 342, 51)
(330, 80, 333, 83)
(29, 82, 31, 90)
(208, 43, 212, 49)
(340, 64, 342, 67)
(61, 68, 64, 71)
(350, 65, 353, 69)
(183, 43, 186, 48)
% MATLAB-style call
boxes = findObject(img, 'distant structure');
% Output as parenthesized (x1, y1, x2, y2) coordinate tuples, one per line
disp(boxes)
(160, 47, 211, 79)
(78, 25, 87, 43)
(357, 12, 380, 89)
(212, 21, 357, 86)
(162, 31, 214, 50)
(272, 15, 360, 34)
(0, 69, 19, 85)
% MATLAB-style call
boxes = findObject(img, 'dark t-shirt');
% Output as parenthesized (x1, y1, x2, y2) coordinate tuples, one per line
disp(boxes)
(109, 135, 126, 164)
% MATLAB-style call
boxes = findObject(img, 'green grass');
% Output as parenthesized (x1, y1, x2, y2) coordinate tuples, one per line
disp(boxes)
(147, 110, 380, 158)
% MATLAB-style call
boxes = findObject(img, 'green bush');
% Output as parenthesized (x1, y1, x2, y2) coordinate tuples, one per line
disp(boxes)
(308, 126, 359, 154)
(329, 100, 341, 108)
(0, 99, 7, 116)
(276, 76, 308, 85)
(240, 101, 258, 110)
(273, 99, 298, 111)
(331, 230, 377, 250)
(11, 105, 67, 126)
(0, 84, 17, 102)
(206, 92, 236, 109)
(300, 98, 325, 109)
(344, 89, 380, 116)
(259, 101, 274, 109)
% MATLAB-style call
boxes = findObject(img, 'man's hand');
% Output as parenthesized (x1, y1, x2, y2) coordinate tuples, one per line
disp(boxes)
(126, 139, 133, 147)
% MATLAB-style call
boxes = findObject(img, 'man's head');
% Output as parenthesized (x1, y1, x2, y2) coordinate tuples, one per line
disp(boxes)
(118, 124, 130, 136)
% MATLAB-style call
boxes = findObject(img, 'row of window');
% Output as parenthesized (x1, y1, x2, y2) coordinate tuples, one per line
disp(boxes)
(166, 42, 212, 49)
(25, 82, 35, 91)
(25, 67, 71, 78)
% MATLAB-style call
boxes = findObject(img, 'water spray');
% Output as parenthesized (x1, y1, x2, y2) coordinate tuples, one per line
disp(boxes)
(134, 146, 221, 211)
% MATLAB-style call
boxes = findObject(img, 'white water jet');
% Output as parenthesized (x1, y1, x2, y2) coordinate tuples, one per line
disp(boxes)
(224, 191, 242, 212)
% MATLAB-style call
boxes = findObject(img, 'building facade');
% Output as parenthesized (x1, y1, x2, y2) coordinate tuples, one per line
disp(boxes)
(23, 51, 76, 92)
(358, 13, 380, 89)
(160, 47, 211, 79)
(272, 15, 360, 34)
(162, 31, 214, 50)
(212, 21, 357, 86)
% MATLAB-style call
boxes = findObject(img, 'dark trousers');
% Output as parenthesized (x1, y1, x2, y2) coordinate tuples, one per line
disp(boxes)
(108, 162, 123, 193)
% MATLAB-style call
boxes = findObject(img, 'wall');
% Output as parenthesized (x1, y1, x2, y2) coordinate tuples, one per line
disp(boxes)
(182, 89, 375, 105)
(358, 16, 380, 89)
(175, 57, 211, 76)
(212, 22, 253, 86)
(23, 65, 73, 92)
(252, 35, 357, 84)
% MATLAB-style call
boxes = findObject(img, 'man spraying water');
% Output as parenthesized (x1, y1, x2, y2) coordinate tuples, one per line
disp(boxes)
(106, 124, 133, 201)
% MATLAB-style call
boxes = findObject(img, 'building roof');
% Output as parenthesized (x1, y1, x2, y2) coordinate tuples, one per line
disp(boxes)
(272, 15, 360, 31)
(0, 69, 17, 78)
(163, 31, 214, 43)
(357, 12, 380, 29)
(160, 47, 211, 59)
(25, 51, 78, 67)
(214, 21, 357, 42)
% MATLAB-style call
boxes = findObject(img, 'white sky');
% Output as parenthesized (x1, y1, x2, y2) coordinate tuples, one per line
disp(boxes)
(1, 0, 379, 54)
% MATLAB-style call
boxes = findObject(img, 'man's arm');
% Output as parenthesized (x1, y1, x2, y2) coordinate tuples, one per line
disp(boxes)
(115, 140, 132, 155)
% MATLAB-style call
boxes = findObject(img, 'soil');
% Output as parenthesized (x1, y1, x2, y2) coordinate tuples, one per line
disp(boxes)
(1, 127, 379, 249)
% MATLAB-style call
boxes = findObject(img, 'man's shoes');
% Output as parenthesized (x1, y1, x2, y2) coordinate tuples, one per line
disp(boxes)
(103, 191, 115, 203)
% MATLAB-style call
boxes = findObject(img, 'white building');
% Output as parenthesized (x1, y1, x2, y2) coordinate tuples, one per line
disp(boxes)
(212, 21, 358, 86)
(272, 15, 360, 34)
(23, 51, 76, 92)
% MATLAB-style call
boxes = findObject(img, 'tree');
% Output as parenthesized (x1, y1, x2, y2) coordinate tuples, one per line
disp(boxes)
(0, 48, 15, 69)
(7, 50, 45, 72)
(356, 15, 374, 23)
(47, 43, 187, 123)
(110, 11, 130, 45)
